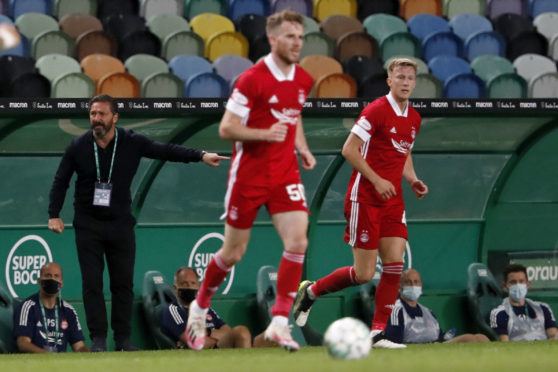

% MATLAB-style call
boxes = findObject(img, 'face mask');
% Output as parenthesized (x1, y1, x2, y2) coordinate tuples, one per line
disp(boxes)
(177, 288, 198, 304)
(401, 286, 422, 301)
(40, 279, 61, 295)
(509, 283, 528, 302)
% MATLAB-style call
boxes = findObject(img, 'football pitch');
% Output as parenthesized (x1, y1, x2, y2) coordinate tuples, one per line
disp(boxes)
(2, 341, 558, 372)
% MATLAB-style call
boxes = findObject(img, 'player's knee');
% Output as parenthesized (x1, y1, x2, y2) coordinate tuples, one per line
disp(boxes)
(353, 270, 374, 284)
(475, 334, 490, 342)
(284, 236, 308, 253)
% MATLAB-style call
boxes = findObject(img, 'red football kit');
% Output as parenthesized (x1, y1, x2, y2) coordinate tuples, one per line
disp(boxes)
(344, 93, 422, 249)
(223, 54, 314, 228)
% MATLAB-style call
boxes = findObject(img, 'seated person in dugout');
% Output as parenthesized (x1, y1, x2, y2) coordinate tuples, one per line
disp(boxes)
(13, 262, 89, 353)
(385, 268, 490, 344)
(160, 266, 274, 349)
(490, 264, 558, 341)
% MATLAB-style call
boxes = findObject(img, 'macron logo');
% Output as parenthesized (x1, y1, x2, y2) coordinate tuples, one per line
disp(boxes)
(268, 95, 279, 104)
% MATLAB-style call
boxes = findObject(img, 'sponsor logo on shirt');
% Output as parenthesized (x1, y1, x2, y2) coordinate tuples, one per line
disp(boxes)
(270, 108, 299, 124)
(391, 138, 413, 154)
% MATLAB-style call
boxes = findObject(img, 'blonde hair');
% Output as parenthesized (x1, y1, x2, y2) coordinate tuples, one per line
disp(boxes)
(266, 10, 304, 35)
(387, 58, 418, 77)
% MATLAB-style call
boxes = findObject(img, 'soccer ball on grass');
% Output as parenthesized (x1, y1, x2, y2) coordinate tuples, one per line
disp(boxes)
(323, 317, 371, 360)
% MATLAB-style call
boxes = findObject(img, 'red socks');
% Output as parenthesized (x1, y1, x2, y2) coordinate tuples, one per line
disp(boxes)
(312, 266, 357, 296)
(371, 262, 403, 331)
(196, 252, 232, 309)
(271, 250, 305, 317)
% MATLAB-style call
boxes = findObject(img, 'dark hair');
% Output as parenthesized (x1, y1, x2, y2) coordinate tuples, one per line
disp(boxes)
(174, 266, 198, 283)
(503, 264, 527, 282)
(266, 9, 304, 35)
(89, 94, 118, 114)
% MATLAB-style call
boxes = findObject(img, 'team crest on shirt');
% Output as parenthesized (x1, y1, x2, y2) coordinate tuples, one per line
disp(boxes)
(61, 320, 68, 330)
(298, 89, 306, 105)
(411, 126, 416, 139)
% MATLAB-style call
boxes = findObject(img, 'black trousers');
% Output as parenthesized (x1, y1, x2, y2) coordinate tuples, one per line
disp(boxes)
(75, 218, 136, 343)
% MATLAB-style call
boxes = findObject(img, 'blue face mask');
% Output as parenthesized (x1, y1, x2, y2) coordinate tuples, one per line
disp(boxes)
(509, 283, 528, 302)
(401, 286, 422, 301)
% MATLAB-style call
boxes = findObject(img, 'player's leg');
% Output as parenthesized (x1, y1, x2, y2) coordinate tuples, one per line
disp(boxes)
(215, 325, 252, 348)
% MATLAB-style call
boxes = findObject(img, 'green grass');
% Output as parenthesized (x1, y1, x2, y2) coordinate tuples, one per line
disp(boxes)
(2, 342, 558, 372)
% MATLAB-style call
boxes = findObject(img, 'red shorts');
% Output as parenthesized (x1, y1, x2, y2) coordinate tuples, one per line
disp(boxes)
(343, 200, 408, 250)
(224, 181, 309, 229)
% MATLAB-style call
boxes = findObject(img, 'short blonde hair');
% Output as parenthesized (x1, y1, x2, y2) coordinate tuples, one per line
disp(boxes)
(266, 10, 304, 35)
(387, 58, 418, 77)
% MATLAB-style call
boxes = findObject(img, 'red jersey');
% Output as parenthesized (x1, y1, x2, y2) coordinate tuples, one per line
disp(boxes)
(346, 93, 422, 206)
(224, 54, 314, 188)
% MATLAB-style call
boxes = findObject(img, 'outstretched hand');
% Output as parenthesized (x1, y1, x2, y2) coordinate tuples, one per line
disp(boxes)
(202, 152, 229, 167)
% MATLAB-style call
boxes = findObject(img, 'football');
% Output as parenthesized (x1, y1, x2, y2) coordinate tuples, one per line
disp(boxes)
(323, 317, 372, 360)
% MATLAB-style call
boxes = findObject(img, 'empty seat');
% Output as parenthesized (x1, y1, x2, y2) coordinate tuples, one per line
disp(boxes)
(443, 72, 485, 98)
(300, 31, 334, 59)
(140, 0, 183, 20)
(35, 53, 80, 82)
(206, 31, 248, 62)
(213, 54, 253, 84)
(190, 13, 234, 43)
(302, 15, 320, 34)
(336, 31, 378, 62)
(9, 0, 53, 19)
(422, 31, 463, 61)
(228, 0, 270, 21)
(464, 31, 506, 61)
(513, 53, 557, 81)
(183, 0, 227, 20)
(359, 72, 389, 98)
(471, 55, 515, 82)
(125, 53, 168, 82)
(528, 71, 558, 97)
(75, 30, 117, 61)
(428, 55, 471, 82)
(407, 14, 450, 41)
(342, 55, 385, 84)
(118, 29, 161, 62)
(299, 54, 343, 82)
(59, 13, 103, 39)
(412, 73, 442, 98)
(529, 0, 558, 18)
(51, 71, 95, 98)
(320, 14, 364, 42)
(104, 13, 146, 44)
(486, 72, 527, 98)
(0, 54, 35, 96)
(507, 31, 548, 61)
(97, 71, 140, 97)
(357, 0, 399, 21)
(551, 33, 558, 60)
(8, 71, 50, 97)
(272, 0, 313, 17)
(0, 0, 7, 16)
(54, 0, 97, 19)
(80, 53, 125, 87)
(443, 0, 486, 18)
(383, 55, 428, 74)
(314, 0, 357, 21)
(31, 30, 74, 60)
(400, 0, 442, 21)
(184, 71, 228, 97)
(493, 13, 533, 42)
(15, 12, 59, 41)
(380, 32, 421, 62)
(234, 13, 266, 45)
(249, 33, 270, 62)
(533, 12, 558, 41)
(161, 30, 204, 61)
(168, 54, 212, 83)
(486, 0, 528, 20)
(449, 13, 493, 41)
(314, 72, 357, 98)
(97, 0, 139, 20)
(363, 13, 407, 45)
(147, 13, 190, 42)
(141, 71, 182, 97)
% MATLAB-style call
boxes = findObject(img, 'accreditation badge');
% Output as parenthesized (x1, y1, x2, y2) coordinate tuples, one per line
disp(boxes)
(93, 182, 112, 207)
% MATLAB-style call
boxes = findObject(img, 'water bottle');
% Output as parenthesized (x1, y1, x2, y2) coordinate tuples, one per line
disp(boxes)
(443, 328, 456, 341)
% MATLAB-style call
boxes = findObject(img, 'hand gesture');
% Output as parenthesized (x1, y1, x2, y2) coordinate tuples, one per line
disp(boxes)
(373, 178, 396, 200)
(267, 122, 288, 142)
(201, 152, 229, 167)
(48, 218, 64, 234)
(299, 150, 316, 170)
(411, 179, 428, 199)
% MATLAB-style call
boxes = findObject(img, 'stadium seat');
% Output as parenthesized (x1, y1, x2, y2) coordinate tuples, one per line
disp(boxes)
(362, 13, 407, 45)
(103, 13, 147, 44)
(466, 263, 504, 340)
(228, 0, 270, 21)
(31, 30, 74, 60)
(300, 31, 335, 59)
(464, 31, 506, 61)
(422, 31, 463, 62)
(343, 55, 384, 84)
(529, 0, 558, 18)
(234, 13, 266, 45)
(206, 31, 249, 62)
(97, 71, 140, 97)
(51, 71, 95, 98)
(320, 14, 364, 42)
(315, 72, 357, 98)
(486, 0, 528, 20)
(383, 55, 428, 74)
(147, 13, 190, 42)
(471, 55, 515, 83)
(412, 73, 442, 98)
(449, 13, 493, 42)
(118, 29, 161, 62)
(168, 54, 212, 83)
(299, 54, 343, 83)
(213, 54, 253, 84)
(357, 0, 399, 21)
(141, 270, 177, 350)
(249, 33, 270, 62)
(379, 32, 421, 62)
(443, 0, 485, 19)
(0, 55, 35, 96)
(59, 13, 103, 40)
(9, 0, 53, 19)
(529, 71, 558, 97)
(513, 53, 557, 82)
(97, 0, 139, 20)
(302, 15, 320, 35)
(140, 0, 183, 20)
(336, 31, 378, 63)
(35, 53, 81, 82)
(486, 73, 527, 98)
(443, 72, 485, 98)
(493, 13, 533, 43)
(81, 53, 125, 87)
(533, 12, 558, 41)
(313, 0, 357, 22)
(125, 53, 169, 82)
(507, 31, 548, 61)
(358, 72, 389, 98)
(183, 0, 227, 20)
(184, 71, 228, 98)
(161, 30, 204, 61)
(551, 34, 558, 60)
(272, 0, 313, 17)
(15, 12, 59, 41)
(53, 0, 97, 19)
(0, 283, 16, 354)
(75, 30, 118, 61)
(190, 13, 235, 43)
(141, 71, 183, 97)
(407, 14, 450, 41)
(400, 0, 442, 21)
(428, 55, 471, 82)
(8, 71, 50, 97)
(0, 0, 9, 16)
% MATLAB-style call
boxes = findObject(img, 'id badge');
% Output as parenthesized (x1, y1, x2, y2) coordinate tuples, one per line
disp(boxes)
(93, 182, 112, 207)
(44, 345, 57, 353)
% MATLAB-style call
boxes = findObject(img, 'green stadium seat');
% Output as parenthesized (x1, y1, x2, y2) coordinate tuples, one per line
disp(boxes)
(161, 30, 204, 61)
(15, 12, 59, 41)
(51, 72, 95, 98)
(31, 30, 74, 60)
(363, 13, 407, 45)
(141, 71, 183, 97)
(486, 73, 526, 98)
(300, 31, 334, 59)
(0, 283, 16, 353)
(466, 263, 505, 341)
(147, 13, 191, 42)
(140, 0, 183, 20)
(443, 0, 485, 19)
(36, 53, 81, 83)
(125, 53, 169, 82)
(379, 31, 421, 62)
(142, 270, 177, 350)
(471, 55, 515, 83)
(302, 15, 320, 35)
(412, 73, 442, 98)
(184, 0, 227, 20)
(53, 0, 97, 19)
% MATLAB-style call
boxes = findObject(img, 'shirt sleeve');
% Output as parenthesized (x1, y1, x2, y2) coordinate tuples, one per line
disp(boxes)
(160, 304, 186, 342)
(384, 305, 404, 344)
(13, 301, 35, 339)
(540, 303, 557, 329)
(133, 131, 204, 163)
(225, 72, 256, 119)
(64, 305, 85, 345)
(490, 307, 509, 335)
(350, 106, 377, 143)
(48, 141, 77, 218)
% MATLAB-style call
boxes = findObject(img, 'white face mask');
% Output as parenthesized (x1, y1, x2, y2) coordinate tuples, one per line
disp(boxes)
(401, 286, 422, 301)
(509, 283, 528, 302)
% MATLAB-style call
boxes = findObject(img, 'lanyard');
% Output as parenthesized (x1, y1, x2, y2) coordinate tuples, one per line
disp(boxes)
(39, 300, 60, 348)
(93, 128, 118, 183)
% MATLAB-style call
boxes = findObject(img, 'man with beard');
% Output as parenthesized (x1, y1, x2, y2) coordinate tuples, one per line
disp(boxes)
(48, 94, 227, 351)
(13, 262, 89, 353)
